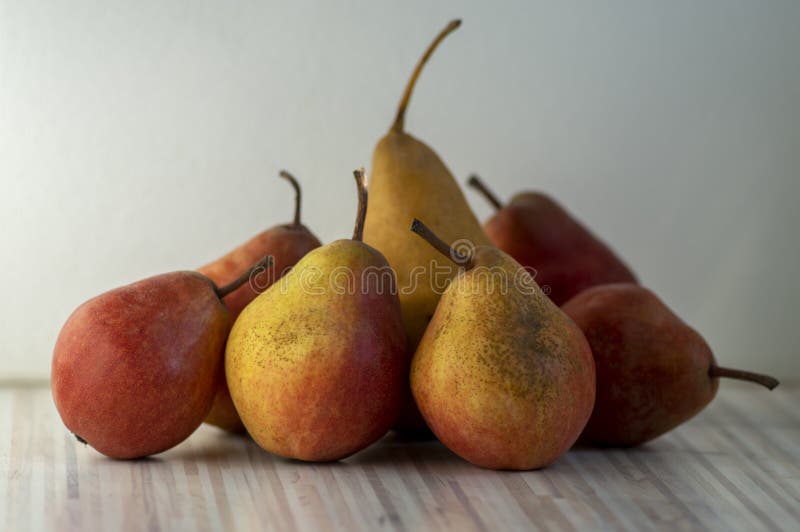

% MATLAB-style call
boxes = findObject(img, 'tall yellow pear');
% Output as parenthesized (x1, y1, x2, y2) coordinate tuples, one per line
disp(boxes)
(364, 19, 490, 356)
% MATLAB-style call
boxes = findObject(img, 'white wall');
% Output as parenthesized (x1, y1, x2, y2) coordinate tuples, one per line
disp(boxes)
(1, 0, 798, 380)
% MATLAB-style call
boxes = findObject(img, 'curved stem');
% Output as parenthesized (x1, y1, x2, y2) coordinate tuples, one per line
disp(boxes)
(391, 19, 462, 133)
(214, 255, 273, 299)
(279, 170, 302, 226)
(467, 174, 504, 210)
(410, 218, 474, 270)
(352, 168, 368, 242)
(709, 365, 779, 390)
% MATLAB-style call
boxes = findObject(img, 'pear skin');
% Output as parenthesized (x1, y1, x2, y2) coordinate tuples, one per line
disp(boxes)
(199, 171, 321, 432)
(226, 170, 408, 461)
(409, 221, 596, 470)
(562, 284, 779, 446)
(469, 176, 637, 305)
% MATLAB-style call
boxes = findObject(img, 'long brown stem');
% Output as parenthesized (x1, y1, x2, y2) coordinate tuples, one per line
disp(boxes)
(467, 174, 504, 210)
(410, 218, 474, 269)
(709, 365, 779, 390)
(352, 168, 368, 242)
(279, 170, 302, 226)
(214, 255, 273, 299)
(391, 19, 462, 133)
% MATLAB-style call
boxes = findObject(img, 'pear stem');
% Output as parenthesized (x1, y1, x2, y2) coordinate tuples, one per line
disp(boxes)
(709, 365, 779, 390)
(391, 19, 462, 133)
(410, 218, 474, 270)
(352, 168, 368, 242)
(214, 256, 273, 299)
(467, 174, 504, 210)
(278, 170, 302, 227)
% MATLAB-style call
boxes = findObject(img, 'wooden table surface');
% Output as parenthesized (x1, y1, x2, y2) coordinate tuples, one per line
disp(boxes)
(1, 383, 798, 532)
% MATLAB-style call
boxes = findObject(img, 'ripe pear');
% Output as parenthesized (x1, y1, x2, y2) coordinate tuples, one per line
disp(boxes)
(51, 259, 268, 459)
(409, 219, 596, 470)
(226, 170, 408, 461)
(468, 175, 637, 305)
(199, 171, 321, 432)
(562, 283, 779, 446)
(364, 20, 490, 429)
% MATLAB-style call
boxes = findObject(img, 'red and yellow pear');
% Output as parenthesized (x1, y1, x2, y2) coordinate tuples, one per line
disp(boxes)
(409, 219, 595, 470)
(226, 170, 408, 461)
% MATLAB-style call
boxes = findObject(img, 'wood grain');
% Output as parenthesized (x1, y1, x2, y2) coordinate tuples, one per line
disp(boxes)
(1, 383, 798, 531)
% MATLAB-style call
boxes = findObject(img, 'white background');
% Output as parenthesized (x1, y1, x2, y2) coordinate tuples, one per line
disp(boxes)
(1, 1, 798, 380)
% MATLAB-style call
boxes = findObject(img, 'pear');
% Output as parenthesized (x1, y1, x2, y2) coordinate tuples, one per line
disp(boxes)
(364, 20, 490, 428)
(226, 169, 408, 461)
(562, 283, 779, 446)
(409, 219, 596, 470)
(51, 258, 269, 459)
(199, 171, 321, 433)
(468, 175, 637, 305)
(364, 19, 490, 349)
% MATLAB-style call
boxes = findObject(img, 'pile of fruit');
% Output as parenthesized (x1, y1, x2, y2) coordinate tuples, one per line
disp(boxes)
(51, 20, 778, 470)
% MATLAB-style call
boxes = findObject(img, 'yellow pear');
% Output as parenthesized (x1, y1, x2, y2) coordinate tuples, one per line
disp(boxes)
(226, 170, 408, 461)
(364, 19, 490, 357)
(408, 219, 596, 470)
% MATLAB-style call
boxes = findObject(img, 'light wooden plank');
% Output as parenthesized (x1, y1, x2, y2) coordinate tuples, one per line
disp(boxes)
(1, 384, 798, 531)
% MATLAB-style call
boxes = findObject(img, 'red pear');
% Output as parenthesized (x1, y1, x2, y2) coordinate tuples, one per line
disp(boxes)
(199, 171, 321, 432)
(468, 175, 637, 305)
(51, 259, 267, 459)
(562, 283, 779, 446)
